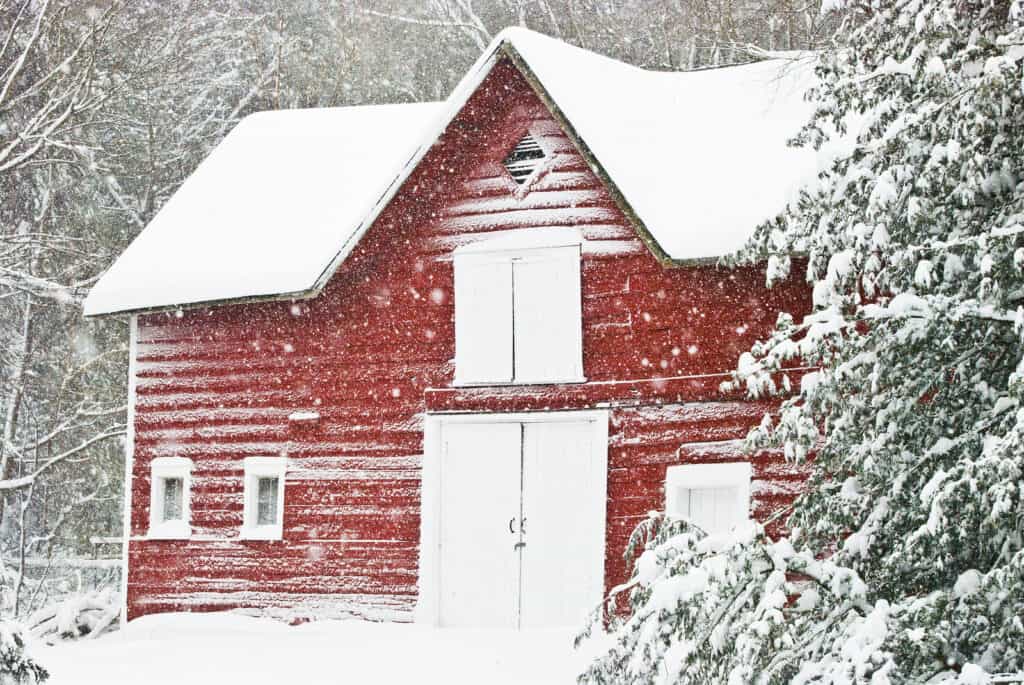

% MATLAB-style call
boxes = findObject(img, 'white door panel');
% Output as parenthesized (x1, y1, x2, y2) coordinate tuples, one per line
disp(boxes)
(454, 255, 514, 384)
(439, 422, 521, 628)
(520, 421, 605, 628)
(512, 247, 583, 383)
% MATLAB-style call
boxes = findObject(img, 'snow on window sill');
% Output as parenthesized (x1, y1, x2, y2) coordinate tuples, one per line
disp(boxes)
(146, 520, 192, 540)
(452, 376, 587, 388)
(239, 525, 283, 541)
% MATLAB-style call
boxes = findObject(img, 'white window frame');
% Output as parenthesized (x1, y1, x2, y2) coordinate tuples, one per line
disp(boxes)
(664, 462, 752, 535)
(453, 227, 585, 387)
(240, 457, 286, 540)
(147, 456, 193, 540)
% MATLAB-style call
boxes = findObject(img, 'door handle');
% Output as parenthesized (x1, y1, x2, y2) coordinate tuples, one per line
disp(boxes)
(514, 541, 526, 550)
(509, 517, 516, 534)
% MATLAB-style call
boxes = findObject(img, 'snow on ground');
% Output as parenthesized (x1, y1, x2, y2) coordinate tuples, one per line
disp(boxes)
(42, 613, 605, 684)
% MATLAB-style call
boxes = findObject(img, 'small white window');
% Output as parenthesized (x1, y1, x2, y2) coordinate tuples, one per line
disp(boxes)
(453, 228, 584, 386)
(147, 457, 193, 539)
(665, 462, 751, 536)
(240, 457, 286, 540)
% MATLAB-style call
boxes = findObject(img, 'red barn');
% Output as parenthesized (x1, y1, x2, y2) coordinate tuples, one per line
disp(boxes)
(85, 28, 817, 628)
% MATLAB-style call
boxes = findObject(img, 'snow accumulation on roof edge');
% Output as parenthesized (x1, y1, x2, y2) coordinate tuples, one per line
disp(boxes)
(500, 29, 826, 263)
(84, 27, 830, 317)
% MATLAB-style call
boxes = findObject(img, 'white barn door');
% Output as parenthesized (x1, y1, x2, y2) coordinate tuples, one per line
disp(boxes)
(434, 415, 606, 629)
(520, 421, 605, 628)
(438, 422, 521, 628)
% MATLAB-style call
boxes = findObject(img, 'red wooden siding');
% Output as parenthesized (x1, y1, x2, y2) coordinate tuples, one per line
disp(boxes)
(126, 58, 812, 621)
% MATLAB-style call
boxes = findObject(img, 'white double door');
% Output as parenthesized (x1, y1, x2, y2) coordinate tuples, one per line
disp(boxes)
(438, 418, 606, 629)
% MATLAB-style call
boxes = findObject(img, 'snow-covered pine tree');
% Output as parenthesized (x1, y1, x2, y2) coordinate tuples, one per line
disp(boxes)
(581, 0, 1024, 682)
(0, 622, 47, 684)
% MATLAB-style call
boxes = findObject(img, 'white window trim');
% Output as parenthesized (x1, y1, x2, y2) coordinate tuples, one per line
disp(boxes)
(453, 227, 585, 387)
(664, 462, 752, 533)
(239, 457, 287, 541)
(454, 226, 582, 256)
(147, 456, 193, 540)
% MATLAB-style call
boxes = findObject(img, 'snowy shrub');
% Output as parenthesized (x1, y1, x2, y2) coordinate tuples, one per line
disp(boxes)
(26, 590, 120, 644)
(584, 0, 1024, 682)
(0, 623, 47, 684)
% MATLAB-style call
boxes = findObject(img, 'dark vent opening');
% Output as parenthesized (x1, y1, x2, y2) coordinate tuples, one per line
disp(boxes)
(503, 134, 546, 185)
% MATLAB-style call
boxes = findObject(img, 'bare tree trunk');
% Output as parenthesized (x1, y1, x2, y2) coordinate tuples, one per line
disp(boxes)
(14, 483, 34, 617)
(1, 296, 34, 512)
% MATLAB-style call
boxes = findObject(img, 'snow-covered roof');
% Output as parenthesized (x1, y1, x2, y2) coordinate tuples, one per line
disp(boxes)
(498, 29, 821, 262)
(83, 103, 442, 316)
(85, 28, 821, 316)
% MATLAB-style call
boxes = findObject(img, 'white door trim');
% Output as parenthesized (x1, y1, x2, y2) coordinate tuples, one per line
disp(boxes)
(416, 409, 609, 626)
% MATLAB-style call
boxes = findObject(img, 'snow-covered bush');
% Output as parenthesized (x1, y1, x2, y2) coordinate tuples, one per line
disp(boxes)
(584, 0, 1024, 682)
(26, 590, 120, 644)
(0, 623, 47, 684)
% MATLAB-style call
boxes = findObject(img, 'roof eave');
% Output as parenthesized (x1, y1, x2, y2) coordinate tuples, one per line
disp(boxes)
(82, 285, 324, 319)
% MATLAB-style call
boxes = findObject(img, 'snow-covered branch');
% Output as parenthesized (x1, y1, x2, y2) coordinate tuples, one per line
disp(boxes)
(0, 428, 125, 494)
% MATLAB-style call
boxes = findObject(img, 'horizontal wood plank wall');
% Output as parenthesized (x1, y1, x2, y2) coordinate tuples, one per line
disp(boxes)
(126, 59, 812, 621)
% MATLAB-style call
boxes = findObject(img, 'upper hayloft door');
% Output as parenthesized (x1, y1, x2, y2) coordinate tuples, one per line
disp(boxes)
(427, 412, 607, 629)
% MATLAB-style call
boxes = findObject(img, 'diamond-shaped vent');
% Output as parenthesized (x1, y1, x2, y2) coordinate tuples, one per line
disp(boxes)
(502, 134, 546, 185)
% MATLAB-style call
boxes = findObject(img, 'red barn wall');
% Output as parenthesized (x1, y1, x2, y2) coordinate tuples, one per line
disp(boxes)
(126, 58, 812, 621)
